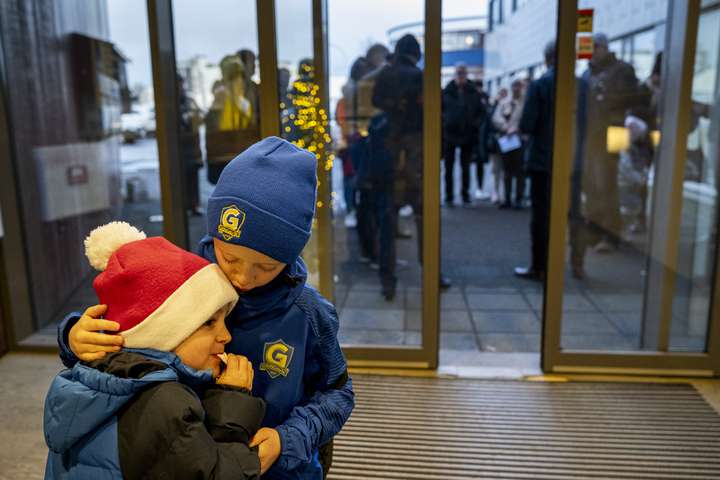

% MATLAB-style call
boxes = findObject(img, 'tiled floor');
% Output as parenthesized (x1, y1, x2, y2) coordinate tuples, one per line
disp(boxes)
(336, 282, 708, 353)
(330, 183, 710, 358)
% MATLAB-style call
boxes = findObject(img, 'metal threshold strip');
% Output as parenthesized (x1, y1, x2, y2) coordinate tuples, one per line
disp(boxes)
(328, 375, 720, 480)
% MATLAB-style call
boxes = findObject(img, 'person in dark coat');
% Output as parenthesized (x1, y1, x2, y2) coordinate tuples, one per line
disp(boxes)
(44, 222, 264, 479)
(515, 42, 556, 280)
(570, 33, 640, 278)
(372, 34, 451, 299)
(442, 63, 486, 206)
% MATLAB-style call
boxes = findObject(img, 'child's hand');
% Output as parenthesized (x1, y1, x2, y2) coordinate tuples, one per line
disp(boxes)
(249, 427, 281, 474)
(216, 354, 254, 391)
(69, 305, 124, 362)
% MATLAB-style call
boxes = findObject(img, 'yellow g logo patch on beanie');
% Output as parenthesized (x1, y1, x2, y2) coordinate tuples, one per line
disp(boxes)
(218, 205, 246, 241)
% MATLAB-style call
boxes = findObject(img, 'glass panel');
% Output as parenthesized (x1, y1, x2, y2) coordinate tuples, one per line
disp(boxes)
(0, 0, 160, 345)
(172, 0, 261, 248)
(561, 0, 670, 351)
(276, 0, 322, 288)
(632, 30, 656, 81)
(671, 8, 720, 352)
(328, 0, 425, 346)
(443, 0, 557, 359)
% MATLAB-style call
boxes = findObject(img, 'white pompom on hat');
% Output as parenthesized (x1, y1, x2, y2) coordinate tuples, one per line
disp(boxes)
(84, 221, 238, 352)
(85, 222, 147, 271)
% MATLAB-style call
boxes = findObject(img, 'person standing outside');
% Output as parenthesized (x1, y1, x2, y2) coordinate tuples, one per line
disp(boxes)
(486, 87, 508, 204)
(372, 34, 451, 299)
(492, 79, 526, 209)
(515, 42, 556, 280)
(442, 63, 486, 207)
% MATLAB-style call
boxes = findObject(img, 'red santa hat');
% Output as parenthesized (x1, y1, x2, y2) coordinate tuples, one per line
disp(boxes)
(84, 222, 238, 351)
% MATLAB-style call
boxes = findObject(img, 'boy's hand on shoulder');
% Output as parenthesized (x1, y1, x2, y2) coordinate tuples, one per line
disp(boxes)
(70, 305, 124, 362)
(249, 427, 281, 474)
(216, 354, 254, 391)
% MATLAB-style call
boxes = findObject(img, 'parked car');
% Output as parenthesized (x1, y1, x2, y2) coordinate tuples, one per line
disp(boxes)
(121, 111, 146, 143)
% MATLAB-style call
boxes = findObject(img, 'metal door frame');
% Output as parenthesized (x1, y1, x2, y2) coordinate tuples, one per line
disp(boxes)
(543, 0, 720, 376)
(309, 0, 442, 368)
(147, 0, 442, 368)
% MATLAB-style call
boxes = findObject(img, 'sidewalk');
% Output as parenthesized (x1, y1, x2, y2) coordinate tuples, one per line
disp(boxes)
(333, 197, 707, 360)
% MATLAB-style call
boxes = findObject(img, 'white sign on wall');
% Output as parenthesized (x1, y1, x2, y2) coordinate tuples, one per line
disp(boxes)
(33, 138, 120, 222)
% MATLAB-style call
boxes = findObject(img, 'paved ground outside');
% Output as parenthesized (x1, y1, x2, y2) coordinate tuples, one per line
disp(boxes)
(332, 159, 709, 360)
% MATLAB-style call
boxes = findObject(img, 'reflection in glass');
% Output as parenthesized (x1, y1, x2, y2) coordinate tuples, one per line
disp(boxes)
(671, 9, 720, 351)
(562, 1, 715, 354)
(172, 0, 260, 247)
(329, 1, 425, 346)
(632, 30, 656, 82)
(0, 0, 161, 343)
(563, 3, 667, 351)
(275, 0, 325, 287)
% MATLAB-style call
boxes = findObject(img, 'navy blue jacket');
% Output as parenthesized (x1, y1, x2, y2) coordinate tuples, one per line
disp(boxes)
(45, 349, 264, 479)
(58, 244, 354, 479)
(372, 55, 423, 135)
(519, 68, 555, 173)
(352, 113, 395, 189)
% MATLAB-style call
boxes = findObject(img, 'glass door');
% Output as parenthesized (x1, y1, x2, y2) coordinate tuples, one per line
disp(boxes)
(320, 0, 442, 367)
(544, 0, 720, 375)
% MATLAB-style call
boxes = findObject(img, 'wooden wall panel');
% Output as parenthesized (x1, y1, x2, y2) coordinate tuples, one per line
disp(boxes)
(0, 0, 119, 330)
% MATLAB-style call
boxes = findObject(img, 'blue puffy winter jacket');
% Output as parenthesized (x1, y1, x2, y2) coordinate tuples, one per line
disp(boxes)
(58, 247, 354, 479)
(44, 349, 265, 479)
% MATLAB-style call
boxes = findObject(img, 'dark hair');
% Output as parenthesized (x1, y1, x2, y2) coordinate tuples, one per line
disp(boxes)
(238, 49, 256, 63)
(298, 58, 313, 77)
(394, 34, 421, 61)
(349, 57, 371, 81)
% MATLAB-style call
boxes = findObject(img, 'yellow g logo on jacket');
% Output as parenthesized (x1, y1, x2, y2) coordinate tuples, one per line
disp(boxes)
(260, 340, 294, 378)
(218, 205, 246, 241)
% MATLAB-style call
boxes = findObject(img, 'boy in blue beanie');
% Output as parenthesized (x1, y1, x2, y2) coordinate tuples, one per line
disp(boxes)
(57, 137, 355, 480)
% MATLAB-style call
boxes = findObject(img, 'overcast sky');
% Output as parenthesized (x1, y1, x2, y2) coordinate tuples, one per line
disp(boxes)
(108, 0, 486, 89)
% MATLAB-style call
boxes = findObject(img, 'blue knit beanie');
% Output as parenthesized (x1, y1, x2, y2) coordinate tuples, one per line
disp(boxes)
(207, 137, 317, 264)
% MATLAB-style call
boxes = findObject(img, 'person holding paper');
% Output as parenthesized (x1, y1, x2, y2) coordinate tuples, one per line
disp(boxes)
(492, 79, 526, 209)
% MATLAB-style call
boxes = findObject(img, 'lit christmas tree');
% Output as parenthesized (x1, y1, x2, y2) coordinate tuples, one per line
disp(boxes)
(282, 59, 333, 176)
(281, 59, 334, 286)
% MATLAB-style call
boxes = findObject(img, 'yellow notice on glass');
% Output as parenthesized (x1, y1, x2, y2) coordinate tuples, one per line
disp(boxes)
(577, 9, 594, 33)
(606, 126, 661, 153)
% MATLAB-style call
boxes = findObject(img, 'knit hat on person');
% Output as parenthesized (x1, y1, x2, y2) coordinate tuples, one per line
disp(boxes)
(395, 34, 421, 61)
(206, 136, 318, 264)
(84, 222, 238, 351)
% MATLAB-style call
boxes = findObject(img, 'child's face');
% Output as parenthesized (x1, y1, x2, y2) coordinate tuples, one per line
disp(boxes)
(213, 239, 287, 293)
(174, 306, 232, 378)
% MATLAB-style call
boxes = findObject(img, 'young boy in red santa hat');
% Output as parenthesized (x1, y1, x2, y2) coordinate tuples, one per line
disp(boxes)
(44, 222, 264, 479)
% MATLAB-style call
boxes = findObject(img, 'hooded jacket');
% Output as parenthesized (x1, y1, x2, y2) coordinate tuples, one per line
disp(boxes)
(58, 254, 354, 480)
(520, 68, 555, 173)
(44, 349, 265, 479)
(372, 34, 423, 135)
